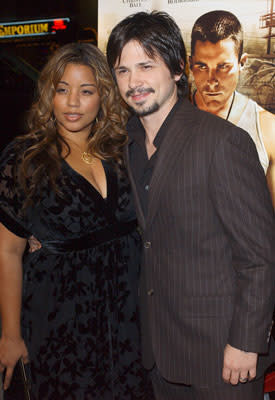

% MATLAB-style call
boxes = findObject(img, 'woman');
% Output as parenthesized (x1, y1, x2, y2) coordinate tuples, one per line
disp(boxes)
(0, 43, 152, 399)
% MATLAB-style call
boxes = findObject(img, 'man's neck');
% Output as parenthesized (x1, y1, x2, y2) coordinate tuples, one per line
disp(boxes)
(139, 95, 178, 146)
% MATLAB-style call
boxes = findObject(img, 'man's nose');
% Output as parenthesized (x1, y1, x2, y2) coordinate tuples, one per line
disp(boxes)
(206, 69, 219, 89)
(128, 71, 143, 89)
(207, 68, 218, 82)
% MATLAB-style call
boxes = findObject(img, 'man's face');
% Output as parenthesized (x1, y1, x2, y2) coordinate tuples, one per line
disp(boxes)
(190, 38, 243, 115)
(114, 40, 181, 118)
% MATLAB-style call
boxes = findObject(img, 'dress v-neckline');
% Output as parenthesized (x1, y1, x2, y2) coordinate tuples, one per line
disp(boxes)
(62, 158, 108, 201)
(62, 158, 120, 223)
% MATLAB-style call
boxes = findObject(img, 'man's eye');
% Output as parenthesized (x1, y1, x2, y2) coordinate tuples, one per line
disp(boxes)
(218, 64, 230, 71)
(143, 65, 152, 70)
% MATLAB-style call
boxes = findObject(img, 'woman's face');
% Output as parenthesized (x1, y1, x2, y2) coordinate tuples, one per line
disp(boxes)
(53, 63, 101, 139)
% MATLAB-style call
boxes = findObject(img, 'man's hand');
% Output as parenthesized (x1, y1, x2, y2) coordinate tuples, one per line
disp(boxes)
(222, 343, 258, 385)
(28, 235, 41, 253)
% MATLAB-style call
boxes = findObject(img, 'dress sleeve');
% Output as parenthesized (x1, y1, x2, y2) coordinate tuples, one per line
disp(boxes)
(0, 140, 31, 238)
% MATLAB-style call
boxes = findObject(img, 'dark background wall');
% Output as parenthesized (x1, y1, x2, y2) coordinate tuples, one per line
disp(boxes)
(0, 0, 98, 151)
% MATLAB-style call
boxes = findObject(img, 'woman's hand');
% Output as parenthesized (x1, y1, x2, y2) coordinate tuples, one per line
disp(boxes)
(0, 336, 29, 390)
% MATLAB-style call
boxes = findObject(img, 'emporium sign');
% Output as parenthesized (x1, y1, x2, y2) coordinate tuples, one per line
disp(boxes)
(0, 18, 70, 39)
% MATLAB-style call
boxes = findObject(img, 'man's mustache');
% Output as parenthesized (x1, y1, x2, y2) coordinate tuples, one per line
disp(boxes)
(126, 87, 155, 98)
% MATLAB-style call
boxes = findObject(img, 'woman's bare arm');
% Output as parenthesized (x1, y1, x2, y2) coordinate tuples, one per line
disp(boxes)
(0, 222, 28, 389)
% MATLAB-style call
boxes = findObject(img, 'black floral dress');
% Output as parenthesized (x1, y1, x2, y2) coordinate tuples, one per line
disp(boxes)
(0, 140, 153, 400)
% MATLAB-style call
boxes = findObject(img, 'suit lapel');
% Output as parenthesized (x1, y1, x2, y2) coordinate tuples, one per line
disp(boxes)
(124, 145, 146, 230)
(146, 100, 200, 228)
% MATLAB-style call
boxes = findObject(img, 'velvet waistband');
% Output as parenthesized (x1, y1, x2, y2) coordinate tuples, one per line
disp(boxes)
(41, 219, 138, 254)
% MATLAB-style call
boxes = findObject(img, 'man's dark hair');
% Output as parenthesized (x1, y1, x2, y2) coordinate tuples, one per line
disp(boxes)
(191, 10, 243, 61)
(106, 11, 188, 97)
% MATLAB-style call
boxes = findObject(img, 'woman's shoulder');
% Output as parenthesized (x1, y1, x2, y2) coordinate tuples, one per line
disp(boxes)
(0, 135, 38, 165)
(0, 138, 20, 166)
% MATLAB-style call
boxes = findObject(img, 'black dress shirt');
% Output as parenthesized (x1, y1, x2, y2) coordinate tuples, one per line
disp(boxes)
(127, 98, 182, 215)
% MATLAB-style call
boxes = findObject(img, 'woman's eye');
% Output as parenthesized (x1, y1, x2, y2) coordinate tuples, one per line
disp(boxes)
(82, 90, 94, 95)
(56, 87, 66, 93)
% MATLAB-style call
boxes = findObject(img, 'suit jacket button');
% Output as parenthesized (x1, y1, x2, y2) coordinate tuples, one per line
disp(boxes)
(147, 289, 154, 296)
(144, 241, 151, 249)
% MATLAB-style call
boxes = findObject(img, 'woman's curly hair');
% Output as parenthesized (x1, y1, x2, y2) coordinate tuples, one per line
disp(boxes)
(17, 42, 129, 206)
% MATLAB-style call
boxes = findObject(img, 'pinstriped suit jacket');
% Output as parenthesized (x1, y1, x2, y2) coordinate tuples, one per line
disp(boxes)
(125, 98, 275, 386)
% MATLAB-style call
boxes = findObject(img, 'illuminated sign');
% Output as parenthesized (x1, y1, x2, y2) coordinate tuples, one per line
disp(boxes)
(0, 18, 70, 39)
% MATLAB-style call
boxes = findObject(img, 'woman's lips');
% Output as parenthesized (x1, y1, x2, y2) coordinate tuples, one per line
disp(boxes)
(64, 113, 82, 121)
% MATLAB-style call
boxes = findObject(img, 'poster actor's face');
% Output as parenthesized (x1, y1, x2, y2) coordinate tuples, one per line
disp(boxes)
(190, 38, 243, 115)
(114, 40, 180, 118)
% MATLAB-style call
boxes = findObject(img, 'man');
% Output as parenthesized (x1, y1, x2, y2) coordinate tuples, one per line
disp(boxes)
(189, 10, 275, 206)
(106, 11, 275, 400)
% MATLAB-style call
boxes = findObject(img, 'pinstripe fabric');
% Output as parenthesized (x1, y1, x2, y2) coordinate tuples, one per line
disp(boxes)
(125, 99, 275, 387)
(151, 365, 264, 400)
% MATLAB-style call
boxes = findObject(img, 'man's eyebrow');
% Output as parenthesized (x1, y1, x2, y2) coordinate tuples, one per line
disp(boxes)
(114, 65, 127, 70)
(193, 61, 207, 66)
(115, 61, 154, 70)
(217, 61, 232, 65)
(137, 61, 154, 66)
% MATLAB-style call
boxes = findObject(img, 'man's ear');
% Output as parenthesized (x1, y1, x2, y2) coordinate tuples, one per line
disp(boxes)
(174, 60, 186, 82)
(240, 53, 247, 69)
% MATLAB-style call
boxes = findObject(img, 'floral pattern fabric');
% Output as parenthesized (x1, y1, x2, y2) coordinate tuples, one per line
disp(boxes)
(0, 140, 153, 400)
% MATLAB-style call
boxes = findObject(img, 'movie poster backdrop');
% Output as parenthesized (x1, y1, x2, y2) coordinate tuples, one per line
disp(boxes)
(98, 0, 274, 112)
